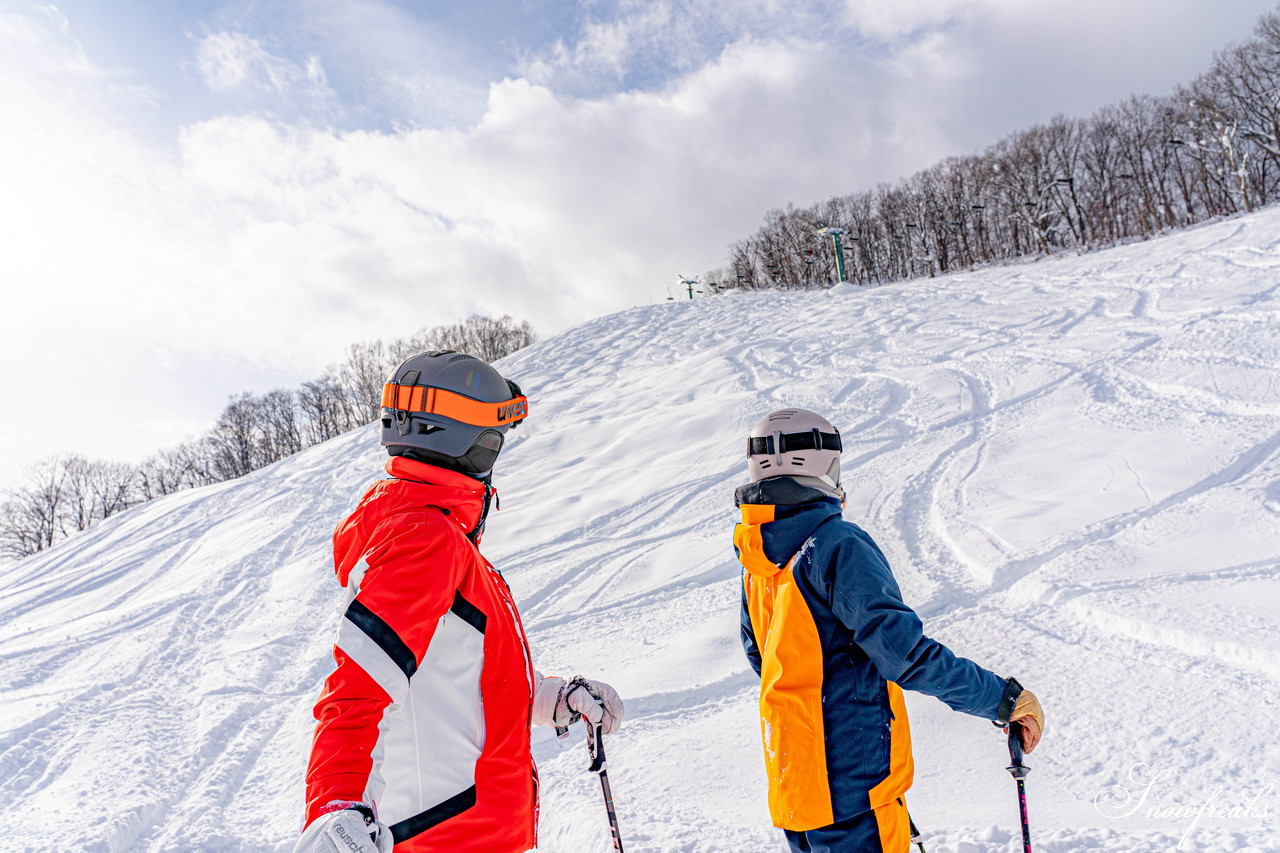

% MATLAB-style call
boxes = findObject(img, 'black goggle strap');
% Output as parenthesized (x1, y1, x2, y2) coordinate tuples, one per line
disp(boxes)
(747, 429, 842, 457)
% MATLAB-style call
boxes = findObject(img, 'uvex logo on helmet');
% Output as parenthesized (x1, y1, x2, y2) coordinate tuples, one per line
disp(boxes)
(497, 399, 527, 423)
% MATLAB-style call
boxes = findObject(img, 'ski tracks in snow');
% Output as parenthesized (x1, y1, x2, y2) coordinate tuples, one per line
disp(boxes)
(497, 214, 1280, 850)
(3, 213, 1280, 850)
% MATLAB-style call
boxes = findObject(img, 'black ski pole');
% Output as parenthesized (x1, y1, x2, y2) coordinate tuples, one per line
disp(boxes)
(1006, 721, 1032, 853)
(907, 809, 928, 853)
(586, 721, 625, 853)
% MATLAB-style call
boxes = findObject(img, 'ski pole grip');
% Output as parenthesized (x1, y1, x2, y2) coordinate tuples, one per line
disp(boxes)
(587, 721, 606, 773)
(1006, 721, 1030, 779)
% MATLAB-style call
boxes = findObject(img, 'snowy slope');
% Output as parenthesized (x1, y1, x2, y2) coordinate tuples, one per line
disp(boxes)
(3, 211, 1280, 853)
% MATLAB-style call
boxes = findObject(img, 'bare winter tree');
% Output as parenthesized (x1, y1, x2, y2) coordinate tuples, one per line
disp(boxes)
(61, 456, 137, 533)
(0, 459, 69, 558)
(0, 496, 45, 560)
(298, 373, 356, 446)
(0, 306, 537, 562)
(258, 389, 303, 465)
(704, 6, 1280, 293)
(454, 315, 537, 363)
(337, 341, 390, 426)
(208, 393, 262, 481)
(142, 440, 218, 498)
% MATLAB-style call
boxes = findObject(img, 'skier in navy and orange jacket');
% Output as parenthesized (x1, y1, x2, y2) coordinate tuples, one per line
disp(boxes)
(735, 408, 1045, 853)
(294, 351, 625, 853)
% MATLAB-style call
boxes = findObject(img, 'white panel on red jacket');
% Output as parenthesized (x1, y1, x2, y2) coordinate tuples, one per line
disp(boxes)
(376, 601, 486, 829)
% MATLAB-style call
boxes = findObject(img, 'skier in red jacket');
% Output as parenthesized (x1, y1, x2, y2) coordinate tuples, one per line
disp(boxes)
(294, 351, 624, 853)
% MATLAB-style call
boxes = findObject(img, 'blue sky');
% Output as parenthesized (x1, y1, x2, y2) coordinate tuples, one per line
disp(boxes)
(1, 0, 1276, 485)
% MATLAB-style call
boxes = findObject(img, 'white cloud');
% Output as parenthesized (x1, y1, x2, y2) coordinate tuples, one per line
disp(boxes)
(195, 32, 267, 91)
(193, 30, 333, 102)
(293, 0, 490, 128)
(2, 0, 1278, 486)
(839, 0, 975, 40)
(520, 3, 675, 86)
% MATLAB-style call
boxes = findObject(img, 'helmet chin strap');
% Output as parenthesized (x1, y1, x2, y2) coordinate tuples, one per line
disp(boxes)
(817, 458, 843, 498)
(791, 474, 845, 503)
(466, 485, 491, 543)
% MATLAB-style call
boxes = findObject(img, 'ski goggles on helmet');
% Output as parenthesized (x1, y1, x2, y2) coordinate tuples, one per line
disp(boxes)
(381, 382, 528, 427)
(747, 428, 842, 457)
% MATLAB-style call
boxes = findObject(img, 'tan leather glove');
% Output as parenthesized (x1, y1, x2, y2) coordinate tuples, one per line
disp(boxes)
(1009, 689, 1044, 753)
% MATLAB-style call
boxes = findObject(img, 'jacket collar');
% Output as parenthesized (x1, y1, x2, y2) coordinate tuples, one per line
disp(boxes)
(334, 458, 493, 584)
(733, 478, 841, 578)
(383, 457, 492, 536)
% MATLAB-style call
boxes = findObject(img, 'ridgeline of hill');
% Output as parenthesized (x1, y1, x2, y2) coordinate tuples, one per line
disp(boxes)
(3, 209, 1280, 851)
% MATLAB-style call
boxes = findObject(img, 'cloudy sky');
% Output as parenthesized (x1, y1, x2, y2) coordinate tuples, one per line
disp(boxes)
(1, 0, 1275, 486)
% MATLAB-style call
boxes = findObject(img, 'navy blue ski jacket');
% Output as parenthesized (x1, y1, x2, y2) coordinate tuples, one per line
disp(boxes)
(735, 478, 1013, 831)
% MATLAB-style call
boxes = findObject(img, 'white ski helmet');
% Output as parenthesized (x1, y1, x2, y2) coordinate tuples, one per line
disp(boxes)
(746, 408, 843, 492)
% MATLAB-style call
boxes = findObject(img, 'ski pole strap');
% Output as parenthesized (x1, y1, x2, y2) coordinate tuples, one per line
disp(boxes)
(996, 677, 1024, 725)
(553, 678, 576, 738)
(553, 675, 598, 738)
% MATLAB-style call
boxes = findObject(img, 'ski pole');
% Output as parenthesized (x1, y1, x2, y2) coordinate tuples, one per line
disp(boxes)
(586, 720, 625, 853)
(907, 810, 928, 853)
(1006, 721, 1033, 853)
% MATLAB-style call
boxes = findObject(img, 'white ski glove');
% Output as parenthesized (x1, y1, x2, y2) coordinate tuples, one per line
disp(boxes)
(533, 674, 625, 736)
(294, 804, 393, 853)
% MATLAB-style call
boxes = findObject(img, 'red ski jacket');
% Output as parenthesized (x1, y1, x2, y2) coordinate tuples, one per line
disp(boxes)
(304, 457, 539, 852)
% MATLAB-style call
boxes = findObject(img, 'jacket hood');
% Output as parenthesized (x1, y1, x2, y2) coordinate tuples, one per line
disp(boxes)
(733, 477, 841, 578)
(333, 456, 493, 585)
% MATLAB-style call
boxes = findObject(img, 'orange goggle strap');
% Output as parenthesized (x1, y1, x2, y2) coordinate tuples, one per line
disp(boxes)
(381, 382, 528, 428)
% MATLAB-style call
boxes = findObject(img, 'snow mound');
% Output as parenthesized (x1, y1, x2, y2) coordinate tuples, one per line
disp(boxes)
(3, 211, 1280, 851)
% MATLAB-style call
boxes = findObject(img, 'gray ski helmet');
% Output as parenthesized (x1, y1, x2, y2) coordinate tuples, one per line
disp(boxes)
(380, 351, 527, 477)
(746, 408, 842, 493)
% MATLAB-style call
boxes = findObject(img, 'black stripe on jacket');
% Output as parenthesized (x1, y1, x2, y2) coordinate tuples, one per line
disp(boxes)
(390, 786, 478, 842)
(344, 598, 418, 679)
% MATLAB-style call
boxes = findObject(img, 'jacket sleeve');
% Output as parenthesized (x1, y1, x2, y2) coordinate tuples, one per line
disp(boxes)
(741, 577, 762, 676)
(304, 510, 464, 825)
(820, 528, 1005, 718)
(531, 671, 564, 727)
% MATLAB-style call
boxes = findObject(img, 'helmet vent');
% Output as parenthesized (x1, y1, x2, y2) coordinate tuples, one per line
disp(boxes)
(448, 354, 476, 363)
(381, 418, 392, 429)
(791, 457, 806, 465)
(399, 369, 421, 385)
(415, 422, 442, 435)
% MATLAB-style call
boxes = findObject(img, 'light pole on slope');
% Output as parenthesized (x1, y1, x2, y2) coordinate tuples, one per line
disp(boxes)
(816, 226, 849, 284)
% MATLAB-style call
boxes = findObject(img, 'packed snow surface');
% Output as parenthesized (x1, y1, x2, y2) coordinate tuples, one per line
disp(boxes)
(4, 211, 1280, 852)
